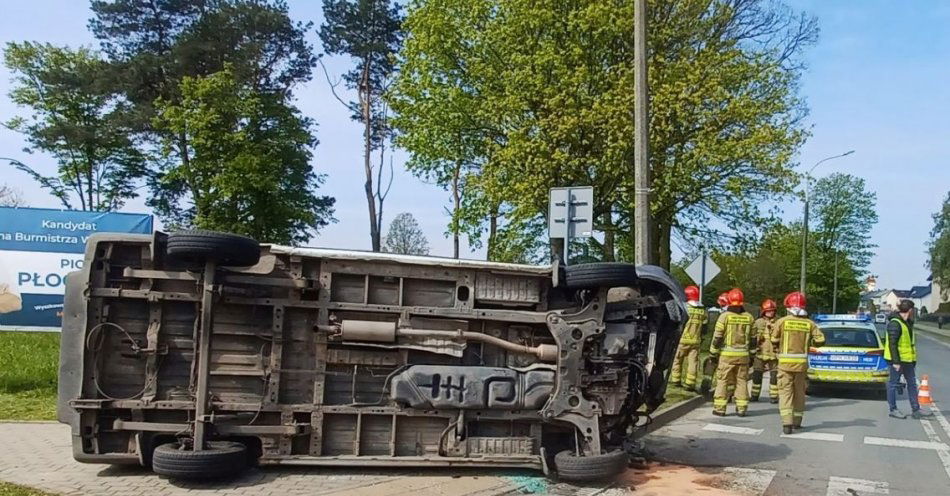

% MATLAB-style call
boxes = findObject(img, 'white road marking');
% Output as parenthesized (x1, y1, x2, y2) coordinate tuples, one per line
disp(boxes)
(918, 411, 950, 482)
(780, 431, 844, 442)
(864, 435, 950, 451)
(720, 467, 777, 496)
(826, 476, 889, 496)
(702, 423, 763, 436)
(931, 401, 950, 444)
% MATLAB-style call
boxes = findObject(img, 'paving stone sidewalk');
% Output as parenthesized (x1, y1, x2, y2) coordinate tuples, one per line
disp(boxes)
(0, 422, 628, 496)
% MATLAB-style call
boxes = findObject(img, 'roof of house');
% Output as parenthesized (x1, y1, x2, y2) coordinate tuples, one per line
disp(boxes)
(910, 285, 932, 298)
(861, 289, 888, 300)
(890, 289, 913, 298)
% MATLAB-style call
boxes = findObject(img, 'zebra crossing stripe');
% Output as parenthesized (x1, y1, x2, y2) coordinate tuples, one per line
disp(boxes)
(780, 431, 844, 442)
(702, 423, 763, 436)
(863, 435, 949, 451)
(826, 476, 889, 495)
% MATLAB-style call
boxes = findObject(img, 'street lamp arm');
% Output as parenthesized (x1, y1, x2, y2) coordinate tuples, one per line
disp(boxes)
(808, 150, 855, 175)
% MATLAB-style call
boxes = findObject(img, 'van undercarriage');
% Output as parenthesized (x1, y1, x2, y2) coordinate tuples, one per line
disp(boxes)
(57, 231, 685, 481)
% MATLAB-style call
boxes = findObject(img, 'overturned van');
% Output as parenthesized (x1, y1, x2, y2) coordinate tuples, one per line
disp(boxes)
(57, 230, 685, 481)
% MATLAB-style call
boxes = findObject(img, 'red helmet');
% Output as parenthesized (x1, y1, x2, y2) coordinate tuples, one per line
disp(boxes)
(761, 299, 777, 312)
(717, 292, 729, 307)
(685, 285, 700, 302)
(784, 291, 806, 309)
(727, 288, 744, 306)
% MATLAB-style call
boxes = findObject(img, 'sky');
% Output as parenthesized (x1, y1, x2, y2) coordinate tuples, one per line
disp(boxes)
(0, 1, 947, 291)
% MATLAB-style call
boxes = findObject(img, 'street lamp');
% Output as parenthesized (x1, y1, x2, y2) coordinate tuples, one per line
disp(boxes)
(799, 150, 855, 296)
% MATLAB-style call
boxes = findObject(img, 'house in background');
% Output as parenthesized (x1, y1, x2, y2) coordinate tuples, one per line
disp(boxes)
(909, 285, 933, 313)
(859, 289, 888, 313)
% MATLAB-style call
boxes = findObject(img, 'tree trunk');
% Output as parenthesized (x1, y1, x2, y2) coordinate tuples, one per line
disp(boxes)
(487, 205, 499, 260)
(657, 221, 672, 270)
(360, 62, 380, 251)
(451, 160, 461, 259)
(602, 210, 615, 262)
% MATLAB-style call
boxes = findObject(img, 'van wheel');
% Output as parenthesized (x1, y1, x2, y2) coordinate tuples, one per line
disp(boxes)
(563, 263, 638, 289)
(166, 230, 260, 267)
(555, 449, 628, 481)
(152, 441, 248, 480)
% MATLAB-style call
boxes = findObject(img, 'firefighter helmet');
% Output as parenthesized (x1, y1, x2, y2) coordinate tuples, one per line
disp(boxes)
(761, 299, 777, 312)
(784, 291, 807, 309)
(727, 288, 744, 306)
(685, 285, 700, 302)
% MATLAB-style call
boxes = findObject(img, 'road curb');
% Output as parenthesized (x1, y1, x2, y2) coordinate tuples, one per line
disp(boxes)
(641, 394, 705, 435)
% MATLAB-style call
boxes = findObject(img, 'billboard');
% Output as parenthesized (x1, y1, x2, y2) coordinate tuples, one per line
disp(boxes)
(0, 207, 153, 331)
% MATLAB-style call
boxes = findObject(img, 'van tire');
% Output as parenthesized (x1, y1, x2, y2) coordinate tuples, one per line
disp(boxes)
(563, 263, 638, 289)
(555, 449, 628, 481)
(166, 230, 260, 267)
(152, 441, 248, 480)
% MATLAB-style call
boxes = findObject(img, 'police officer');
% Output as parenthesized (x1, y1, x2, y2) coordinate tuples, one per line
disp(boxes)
(886, 299, 933, 419)
(671, 285, 707, 391)
(751, 299, 779, 403)
(771, 291, 825, 434)
(710, 288, 756, 417)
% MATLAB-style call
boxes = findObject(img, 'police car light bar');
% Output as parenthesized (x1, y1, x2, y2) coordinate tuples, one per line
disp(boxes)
(813, 314, 873, 323)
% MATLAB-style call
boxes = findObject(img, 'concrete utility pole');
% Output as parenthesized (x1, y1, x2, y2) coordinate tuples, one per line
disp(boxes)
(799, 150, 854, 294)
(633, 0, 651, 265)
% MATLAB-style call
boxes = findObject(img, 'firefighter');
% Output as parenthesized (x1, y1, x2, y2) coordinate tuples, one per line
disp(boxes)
(710, 288, 756, 416)
(701, 292, 733, 397)
(771, 291, 825, 434)
(751, 299, 779, 403)
(671, 285, 707, 391)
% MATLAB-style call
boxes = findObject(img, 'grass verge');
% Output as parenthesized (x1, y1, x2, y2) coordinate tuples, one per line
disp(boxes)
(0, 332, 60, 421)
(0, 481, 55, 496)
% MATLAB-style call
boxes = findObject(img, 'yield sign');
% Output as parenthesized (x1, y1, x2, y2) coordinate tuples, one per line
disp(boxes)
(685, 253, 720, 295)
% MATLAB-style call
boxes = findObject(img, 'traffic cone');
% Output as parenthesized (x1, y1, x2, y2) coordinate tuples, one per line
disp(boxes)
(919, 375, 934, 407)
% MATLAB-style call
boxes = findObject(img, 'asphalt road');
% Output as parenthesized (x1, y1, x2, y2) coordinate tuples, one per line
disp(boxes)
(640, 324, 950, 496)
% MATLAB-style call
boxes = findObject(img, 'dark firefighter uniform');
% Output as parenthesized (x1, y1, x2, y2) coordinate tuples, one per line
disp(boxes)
(711, 309, 756, 416)
(751, 315, 779, 402)
(771, 314, 825, 431)
(671, 304, 707, 390)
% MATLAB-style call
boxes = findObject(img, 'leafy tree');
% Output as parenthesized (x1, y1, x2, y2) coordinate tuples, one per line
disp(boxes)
(88, 0, 316, 221)
(152, 68, 334, 244)
(389, 0, 816, 266)
(3, 42, 144, 211)
(810, 173, 878, 273)
(320, 0, 403, 252)
(686, 222, 862, 314)
(383, 212, 429, 255)
(0, 184, 25, 207)
(929, 192, 950, 293)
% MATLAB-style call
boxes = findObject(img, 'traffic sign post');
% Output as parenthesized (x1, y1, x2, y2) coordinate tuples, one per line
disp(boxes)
(549, 187, 593, 265)
(684, 249, 720, 302)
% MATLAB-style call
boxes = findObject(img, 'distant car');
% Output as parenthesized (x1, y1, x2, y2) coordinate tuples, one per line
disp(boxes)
(875, 313, 887, 324)
(808, 314, 888, 393)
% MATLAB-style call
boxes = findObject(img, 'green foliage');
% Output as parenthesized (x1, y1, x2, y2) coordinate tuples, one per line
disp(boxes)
(389, 0, 816, 264)
(685, 222, 862, 313)
(152, 68, 334, 244)
(3, 42, 145, 211)
(811, 173, 878, 273)
(929, 192, 950, 292)
(88, 0, 318, 226)
(383, 212, 430, 255)
(0, 332, 59, 421)
(0, 481, 56, 496)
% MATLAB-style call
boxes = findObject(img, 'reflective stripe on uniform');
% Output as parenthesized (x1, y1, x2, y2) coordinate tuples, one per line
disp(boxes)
(780, 408, 793, 416)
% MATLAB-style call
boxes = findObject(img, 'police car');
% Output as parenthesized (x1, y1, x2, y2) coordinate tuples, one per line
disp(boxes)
(807, 314, 889, 391)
